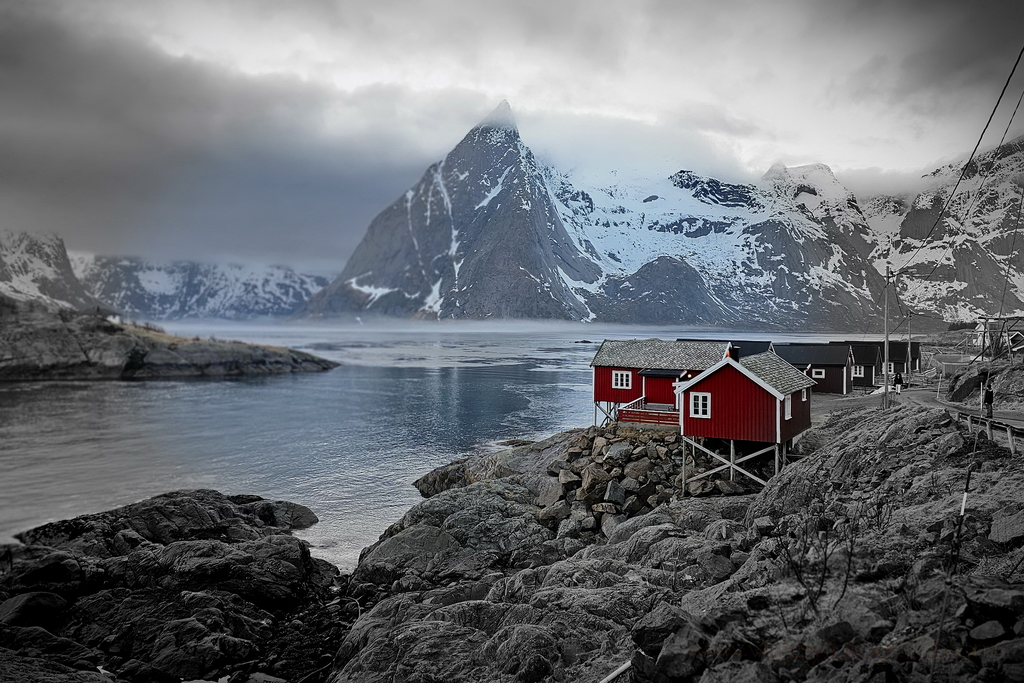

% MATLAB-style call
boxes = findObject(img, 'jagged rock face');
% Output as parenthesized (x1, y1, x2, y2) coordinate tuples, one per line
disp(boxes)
(70, 254, 328, 320)
(303, 101, 599, 321)
(866, 136, 1024, 321)
(308, 103, 887, 328)
(0, 231, 105, 312)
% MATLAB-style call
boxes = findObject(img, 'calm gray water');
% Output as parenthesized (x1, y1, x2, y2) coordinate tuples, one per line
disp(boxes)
(0, 321, 629, 569)
(0, 320, 843, 569)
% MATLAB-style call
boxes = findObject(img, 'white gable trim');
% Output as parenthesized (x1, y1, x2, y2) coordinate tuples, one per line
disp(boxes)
(776, 397, 781, 443)
(673, 357, 785, 400)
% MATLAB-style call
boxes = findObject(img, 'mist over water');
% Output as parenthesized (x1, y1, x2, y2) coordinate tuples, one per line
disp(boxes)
(0, 320, 846, 569)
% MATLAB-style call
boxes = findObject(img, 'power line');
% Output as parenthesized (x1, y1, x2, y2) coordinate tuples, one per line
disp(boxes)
(895, 39, 1024, 283)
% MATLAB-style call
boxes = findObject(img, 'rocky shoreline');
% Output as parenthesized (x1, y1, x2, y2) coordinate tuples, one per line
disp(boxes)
(4, 404, 1024, 682)
(337, 404, 1024, 682)
(0, 490, 352, 682)
(0, 298, 337, 380)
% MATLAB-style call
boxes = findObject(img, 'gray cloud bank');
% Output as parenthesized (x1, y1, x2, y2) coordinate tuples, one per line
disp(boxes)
(2, 0, 1024, 273)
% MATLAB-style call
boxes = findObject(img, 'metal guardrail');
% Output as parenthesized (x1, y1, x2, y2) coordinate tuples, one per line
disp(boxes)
(951, 411, 1023, 454)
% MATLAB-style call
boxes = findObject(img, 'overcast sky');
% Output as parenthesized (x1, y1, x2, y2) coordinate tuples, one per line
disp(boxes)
(3, 0, 1024, 275)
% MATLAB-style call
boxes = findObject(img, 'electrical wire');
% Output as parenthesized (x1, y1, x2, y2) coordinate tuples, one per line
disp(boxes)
(896, 40, 1024, 277)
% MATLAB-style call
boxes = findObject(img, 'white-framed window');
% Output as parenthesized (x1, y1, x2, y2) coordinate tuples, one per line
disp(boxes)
(811, 368, 825, 379)
(611, 370, 631, 390)
(801, 388, 807, 402)
(784, 394, 792, 419)
(690, 392, 711, 418)
(852, 365, 864, 378)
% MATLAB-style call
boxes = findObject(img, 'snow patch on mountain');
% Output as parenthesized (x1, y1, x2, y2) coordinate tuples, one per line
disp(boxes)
(71, 254, 329, 320)
(0, 231, 104, 310)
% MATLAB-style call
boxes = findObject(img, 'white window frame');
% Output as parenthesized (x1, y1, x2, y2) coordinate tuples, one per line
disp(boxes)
(611, 370, 631, 390)
(801, 388, 807, 402)
(784, 394, 792, 420)
(852, 365, 864, 378)
(690, 392, 711, 418)
(811, 368, 825, 379)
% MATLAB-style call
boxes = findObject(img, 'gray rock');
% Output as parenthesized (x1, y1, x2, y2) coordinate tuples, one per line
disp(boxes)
(989, 507, 1024, 545)
(623, 457, 654, 481)
(0, 592, 67, 630)
(538, 500, 571, 523)
(558, 469, 581, 485)
(604, 479, 627, 506)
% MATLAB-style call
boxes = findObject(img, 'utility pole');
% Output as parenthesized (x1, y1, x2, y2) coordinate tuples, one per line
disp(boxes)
(883, 265, 890, 409)
(907, 311, 913, 383)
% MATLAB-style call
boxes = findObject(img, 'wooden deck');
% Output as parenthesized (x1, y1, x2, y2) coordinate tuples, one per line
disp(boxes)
(617, 400, 678, 427)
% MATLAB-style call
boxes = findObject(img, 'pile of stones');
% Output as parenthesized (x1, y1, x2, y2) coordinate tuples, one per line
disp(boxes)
(539, 422, 758, 542)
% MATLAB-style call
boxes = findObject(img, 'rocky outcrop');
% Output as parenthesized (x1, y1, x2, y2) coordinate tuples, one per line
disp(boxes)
(0, 296, 338, 380)
(946, 360, 1024, 411)
(332, 404, 1024, 682)
(0, 490, 352, 683)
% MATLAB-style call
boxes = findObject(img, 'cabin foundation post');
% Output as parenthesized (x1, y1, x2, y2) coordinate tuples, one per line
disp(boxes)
(1008, 426, 1017, 455)
(729, 440, 736, 481)
(774, 445, 779, 476)
(987, 419, 994, 441)
(680, 441, 687, 497)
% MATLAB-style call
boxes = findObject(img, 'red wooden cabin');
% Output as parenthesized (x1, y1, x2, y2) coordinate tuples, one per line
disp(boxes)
(675, 351, 816, 489)
(591, 339, 731, 427)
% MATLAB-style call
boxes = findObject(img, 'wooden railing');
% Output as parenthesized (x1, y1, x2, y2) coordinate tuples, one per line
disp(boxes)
(617, 398, 678, 427)
(951, 411, 1023, 455)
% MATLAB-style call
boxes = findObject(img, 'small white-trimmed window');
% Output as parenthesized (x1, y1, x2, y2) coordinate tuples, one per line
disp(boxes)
(784, 394, 792, 419)
(811, 368, 825, 379)
(801, 388, 807, 402)
(852, 365, 864, 378)
(611, 370, 631, 389)
(690, 392, 711, 418)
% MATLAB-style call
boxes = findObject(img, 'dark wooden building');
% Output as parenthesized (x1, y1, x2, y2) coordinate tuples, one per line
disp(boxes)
(830, 340, 921, 379)
(774, 343, 853, 394)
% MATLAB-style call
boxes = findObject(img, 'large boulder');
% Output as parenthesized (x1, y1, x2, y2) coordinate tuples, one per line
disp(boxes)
(0, 490, 344, 683)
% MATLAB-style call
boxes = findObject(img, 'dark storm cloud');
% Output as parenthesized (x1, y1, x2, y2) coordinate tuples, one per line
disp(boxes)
(827, 1, 1024, 119)
(0, 2, 487, 272)
(4, 0, 1024, 271)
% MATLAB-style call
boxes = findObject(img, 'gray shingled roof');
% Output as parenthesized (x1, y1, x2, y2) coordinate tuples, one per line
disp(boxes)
(591, 339, 729, 371)
(740, 352, 817, 395)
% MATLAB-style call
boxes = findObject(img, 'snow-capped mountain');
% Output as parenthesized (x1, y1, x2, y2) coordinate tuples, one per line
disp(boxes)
(71, 255, 328, 320)
(302, 101, 600, 320)
(304, 101, 886, 328)
(866, 137, 1024, 321)
(0, 231, 106, 311)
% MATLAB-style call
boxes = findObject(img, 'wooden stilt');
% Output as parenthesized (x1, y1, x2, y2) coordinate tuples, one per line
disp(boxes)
(729, 440, 736, 481)
(680, 440, 687, 497)
(774, 444, 779, 475)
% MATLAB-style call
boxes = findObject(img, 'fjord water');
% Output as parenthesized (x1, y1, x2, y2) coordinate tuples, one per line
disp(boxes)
(0, 321, 840, 569)
(0, 321, 619, 569)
